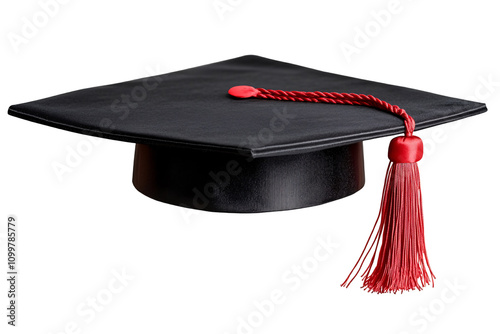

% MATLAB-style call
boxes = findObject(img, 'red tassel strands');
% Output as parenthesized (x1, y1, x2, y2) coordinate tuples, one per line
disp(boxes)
(228, 85, 435, 293)
(342, 136, 435, 293)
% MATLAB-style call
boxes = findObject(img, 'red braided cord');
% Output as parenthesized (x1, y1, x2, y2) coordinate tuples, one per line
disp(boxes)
(255, 88, 415, 137)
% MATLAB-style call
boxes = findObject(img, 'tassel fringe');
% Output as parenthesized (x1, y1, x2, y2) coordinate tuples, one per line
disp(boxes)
(342, 162, 435, 293)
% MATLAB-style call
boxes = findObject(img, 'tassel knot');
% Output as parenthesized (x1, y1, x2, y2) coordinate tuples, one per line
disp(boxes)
(388, 135, 423, 163)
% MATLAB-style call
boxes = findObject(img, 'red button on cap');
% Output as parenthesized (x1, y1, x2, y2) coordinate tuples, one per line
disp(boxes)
(228, 86, 259, 98)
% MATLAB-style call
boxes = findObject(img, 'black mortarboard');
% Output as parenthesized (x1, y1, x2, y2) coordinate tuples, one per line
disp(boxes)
(7, 55, 486, 293)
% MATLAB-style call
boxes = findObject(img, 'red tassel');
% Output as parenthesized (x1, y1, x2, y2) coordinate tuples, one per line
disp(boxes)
(227, 85, 436, 293)
(341, 135, 435, 293)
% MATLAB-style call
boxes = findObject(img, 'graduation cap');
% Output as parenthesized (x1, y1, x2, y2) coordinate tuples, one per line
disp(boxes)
(8, 55, 486, 293)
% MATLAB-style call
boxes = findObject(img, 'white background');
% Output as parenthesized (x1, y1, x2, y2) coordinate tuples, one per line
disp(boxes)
(1, 1, 499, 333)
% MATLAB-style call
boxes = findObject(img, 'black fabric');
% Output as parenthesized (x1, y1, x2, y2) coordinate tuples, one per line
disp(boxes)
(132, 143, 365, 212)
(8, 55, 487, 158)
